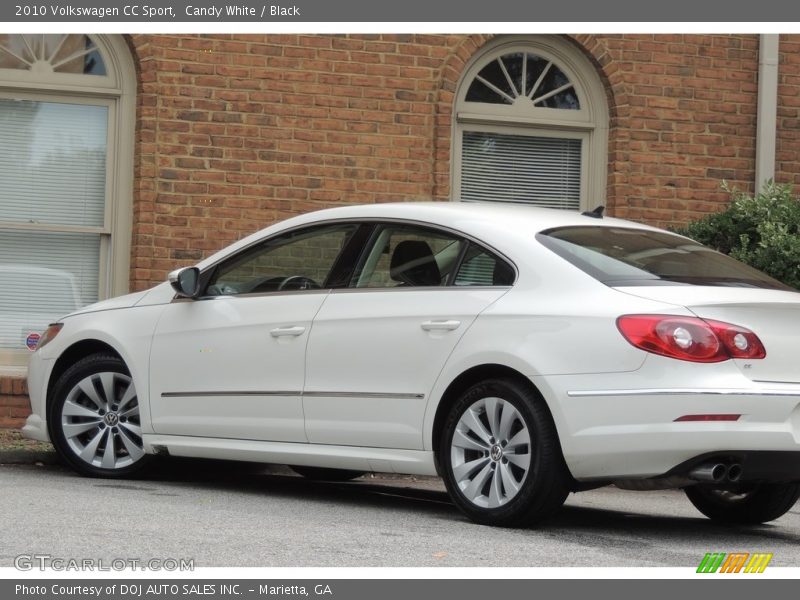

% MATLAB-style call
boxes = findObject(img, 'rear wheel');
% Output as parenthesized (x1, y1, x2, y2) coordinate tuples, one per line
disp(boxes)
(685, 483, 800, 524)
(290, 466, 365, 481)
(48, 353, 151, 478)
(439, 378, 569, 527)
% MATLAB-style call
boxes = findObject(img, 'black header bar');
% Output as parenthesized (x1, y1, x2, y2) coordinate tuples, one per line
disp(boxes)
(2, 0, 800, 23)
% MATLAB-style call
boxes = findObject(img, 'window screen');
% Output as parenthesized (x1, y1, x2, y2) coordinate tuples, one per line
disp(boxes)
(0, 99, 107, 352)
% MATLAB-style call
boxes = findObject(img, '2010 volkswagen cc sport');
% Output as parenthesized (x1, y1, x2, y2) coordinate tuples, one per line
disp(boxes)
(23, 202, 800, 527)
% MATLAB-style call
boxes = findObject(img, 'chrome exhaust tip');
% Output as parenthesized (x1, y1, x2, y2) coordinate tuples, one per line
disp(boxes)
(727, 463, 743, 482)
(689, 463, 728, 483)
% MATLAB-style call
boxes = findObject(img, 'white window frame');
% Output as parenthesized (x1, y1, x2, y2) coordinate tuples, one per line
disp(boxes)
(0, 35, 135, 369)
(452, 36, 609, 211)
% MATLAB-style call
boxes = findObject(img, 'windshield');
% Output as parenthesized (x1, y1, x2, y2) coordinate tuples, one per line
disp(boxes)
(537, 226, 792, 290)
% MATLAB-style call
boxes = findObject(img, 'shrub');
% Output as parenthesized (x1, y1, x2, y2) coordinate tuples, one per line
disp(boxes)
(677, 182, 800, 289)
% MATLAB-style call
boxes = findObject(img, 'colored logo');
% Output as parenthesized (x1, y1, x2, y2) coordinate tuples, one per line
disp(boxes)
(25, 332, 41, 351)
(697, 552, 773, 573)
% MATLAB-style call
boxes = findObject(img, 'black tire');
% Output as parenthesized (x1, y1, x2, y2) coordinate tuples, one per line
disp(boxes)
(439, 378, 569, 527)
(685, 483, 800, 524)
(48, 353, 151, 478)
(290, 466, 366, 481)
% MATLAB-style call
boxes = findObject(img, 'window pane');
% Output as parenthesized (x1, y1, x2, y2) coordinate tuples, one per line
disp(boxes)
(531, 62, 578, 108)
(51, 36, 107, 75)
(0, 99, 108, 228)
(454, 244, 515, 286)
(461, 130, 582, 210)
(0, 46, 27, 69)
(207, 224, 359, 295)
(0, 229, 100, 351)
(522, 54, 550, 98)
(466, 58, 516, 105)
(465, 52, 580, 110)
(355, 225, 464, 288)
(0, 35, 107, 76)
(538, 227, 791, 290)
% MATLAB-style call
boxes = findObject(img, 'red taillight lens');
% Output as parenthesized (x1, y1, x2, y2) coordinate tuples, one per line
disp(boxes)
(617, 315, 766, 363)
(707, 319, 767, 360)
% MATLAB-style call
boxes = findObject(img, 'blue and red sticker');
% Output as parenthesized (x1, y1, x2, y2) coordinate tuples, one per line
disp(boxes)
(25, 332, 41, 351)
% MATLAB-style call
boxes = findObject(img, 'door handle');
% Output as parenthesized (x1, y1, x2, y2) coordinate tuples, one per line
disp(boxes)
(421, 320, 461, 331)
(270, 326, 306, 337)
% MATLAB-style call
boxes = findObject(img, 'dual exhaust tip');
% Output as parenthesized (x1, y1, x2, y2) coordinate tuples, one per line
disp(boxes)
(689, 462, 743, 483)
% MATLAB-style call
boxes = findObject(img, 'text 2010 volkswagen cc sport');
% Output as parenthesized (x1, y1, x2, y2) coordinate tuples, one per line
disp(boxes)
(23, 202, 800, 527)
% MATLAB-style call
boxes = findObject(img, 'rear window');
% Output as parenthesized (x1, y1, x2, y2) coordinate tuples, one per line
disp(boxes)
(537, 226, 792, 290)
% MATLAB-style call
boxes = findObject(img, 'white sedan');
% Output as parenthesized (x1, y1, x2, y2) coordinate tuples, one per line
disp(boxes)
(23, 202, 800, 527)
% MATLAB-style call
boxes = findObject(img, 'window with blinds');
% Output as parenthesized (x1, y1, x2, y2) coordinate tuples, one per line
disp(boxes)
(454, 39, 608, 213)
(0, 100, 107, 227)
(0, 34, 133, 368)
(460, 131, 582, 210)
(0, 98, 107, 353)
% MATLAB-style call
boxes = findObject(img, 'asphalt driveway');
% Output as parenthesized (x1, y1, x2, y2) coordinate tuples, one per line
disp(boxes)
(1, 459, 799, 568)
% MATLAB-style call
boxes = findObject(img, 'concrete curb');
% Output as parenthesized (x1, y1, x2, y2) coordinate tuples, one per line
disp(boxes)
(0, 448, 59, 465)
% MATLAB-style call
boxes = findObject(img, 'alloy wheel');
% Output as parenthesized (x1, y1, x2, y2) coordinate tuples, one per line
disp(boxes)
(450, 396, 532, 508)
(60, 371, 144, 469)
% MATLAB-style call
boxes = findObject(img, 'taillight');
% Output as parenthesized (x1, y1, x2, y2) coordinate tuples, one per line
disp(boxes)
(616, 315, 766, 363)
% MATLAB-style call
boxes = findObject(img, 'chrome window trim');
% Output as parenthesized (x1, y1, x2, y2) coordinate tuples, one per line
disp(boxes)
(171, 289, 331, 303)
(330, 285, 512, 295)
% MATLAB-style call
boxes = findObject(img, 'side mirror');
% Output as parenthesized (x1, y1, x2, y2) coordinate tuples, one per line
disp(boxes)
(168, 267, 200, 298)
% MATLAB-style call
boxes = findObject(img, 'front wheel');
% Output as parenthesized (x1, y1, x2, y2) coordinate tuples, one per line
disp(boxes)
(48, 353, 151, 478)
(439, 379, 569, 527)
(685, 483, 800, 524)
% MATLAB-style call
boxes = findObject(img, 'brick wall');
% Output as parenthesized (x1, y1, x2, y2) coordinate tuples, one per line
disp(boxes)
(577, 34, 759, 227)
(777, 34, 800, 188)
(130, 33, 448, 291)
(126, 33, 774, 293)
(0, 376, 30, 429)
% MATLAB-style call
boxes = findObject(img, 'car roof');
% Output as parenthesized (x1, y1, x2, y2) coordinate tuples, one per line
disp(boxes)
(288, 201, 657, 233)
(196, 201, 662, 270)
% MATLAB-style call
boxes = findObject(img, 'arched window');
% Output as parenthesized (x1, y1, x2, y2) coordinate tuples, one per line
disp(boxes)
(0, 35, 135, 368)
(452, 37, 608, 211)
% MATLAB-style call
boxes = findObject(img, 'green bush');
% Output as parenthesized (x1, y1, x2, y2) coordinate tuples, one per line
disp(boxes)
(676, 182, 800, 289)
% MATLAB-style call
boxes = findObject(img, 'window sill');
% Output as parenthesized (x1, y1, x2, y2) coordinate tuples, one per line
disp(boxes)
(0, 366, 27, 379)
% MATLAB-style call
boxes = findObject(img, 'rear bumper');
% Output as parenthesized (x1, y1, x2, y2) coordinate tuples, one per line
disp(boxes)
(663, 450, 800, 483)
(535, 361, 800, 481)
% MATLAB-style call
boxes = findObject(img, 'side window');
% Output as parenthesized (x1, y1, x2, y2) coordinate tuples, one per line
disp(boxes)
(454, 243, 515, 286)
(354, 224, 465, 288)
(206, 223, 359, 295)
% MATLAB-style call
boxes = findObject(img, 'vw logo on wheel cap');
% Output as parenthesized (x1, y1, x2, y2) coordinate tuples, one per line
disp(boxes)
(104, 413, 119, 427)
(490, 444, 503, 462)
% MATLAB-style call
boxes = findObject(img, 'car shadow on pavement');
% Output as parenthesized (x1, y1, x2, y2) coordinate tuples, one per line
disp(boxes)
(138, 457, 800, 543)
(548, 504, 800, 545)
(141, 457, 461, 519)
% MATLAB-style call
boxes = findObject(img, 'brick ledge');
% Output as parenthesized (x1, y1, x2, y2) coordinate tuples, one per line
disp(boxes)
(0, 374, 31, 429)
